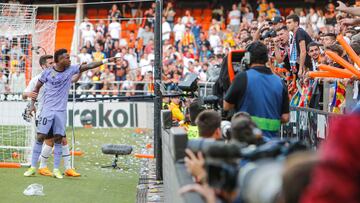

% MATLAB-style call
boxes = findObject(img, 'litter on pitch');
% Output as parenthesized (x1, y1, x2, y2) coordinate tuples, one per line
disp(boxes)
(134, 153, 154, 159)
(70, 151, 84, 156)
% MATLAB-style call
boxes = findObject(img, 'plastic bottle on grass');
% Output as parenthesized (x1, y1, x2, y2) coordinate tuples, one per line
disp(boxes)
(23, 183, 45, 196)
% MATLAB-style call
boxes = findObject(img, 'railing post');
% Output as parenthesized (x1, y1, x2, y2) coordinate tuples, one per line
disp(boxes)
(154, 0, 163, 181)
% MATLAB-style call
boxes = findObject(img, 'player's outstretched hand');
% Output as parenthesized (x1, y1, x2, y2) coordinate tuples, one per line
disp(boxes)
(108, 56, 122, 63)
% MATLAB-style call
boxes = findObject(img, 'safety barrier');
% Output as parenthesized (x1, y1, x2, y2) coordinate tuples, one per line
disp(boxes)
(281, 106, 333, 148)
(161, 110, 203, 203)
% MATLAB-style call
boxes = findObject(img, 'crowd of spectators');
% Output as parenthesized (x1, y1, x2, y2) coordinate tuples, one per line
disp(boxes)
(1, 0, 360, 113)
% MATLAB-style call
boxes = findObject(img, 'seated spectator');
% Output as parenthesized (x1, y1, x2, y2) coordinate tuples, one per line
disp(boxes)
(84, 40, 95, 54)
(100, 67, 115, 95)
(173, 17, 185, 49)
(78, 47, 93, 65)
(120, 73, 136, 96)
(181, 25, 196, 48)
(92, 43, 107, 72)
(257, 0, 269, 16)
(143, 70, 154, 95)
(267, 2, 280, 19)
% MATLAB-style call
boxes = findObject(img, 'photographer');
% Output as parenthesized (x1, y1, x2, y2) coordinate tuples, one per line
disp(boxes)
(223, 41, 290, 140)
(184, 110, 222, 185)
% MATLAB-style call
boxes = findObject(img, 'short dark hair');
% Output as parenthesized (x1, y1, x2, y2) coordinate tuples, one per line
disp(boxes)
(286, 14, 300, 25)
(247, 41, 268, 65)
(323, 33, 336, 40)
(307, 42, 320, 51)
(188, 99, 205, 125)
(54, 49, 68, 63)
(39, 55, 53, 67)
(276, 25, 288, 32)
(195, 110, 221, 138)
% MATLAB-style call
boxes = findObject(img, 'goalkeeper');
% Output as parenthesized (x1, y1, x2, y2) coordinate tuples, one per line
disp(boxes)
(23, 54, 82, 177)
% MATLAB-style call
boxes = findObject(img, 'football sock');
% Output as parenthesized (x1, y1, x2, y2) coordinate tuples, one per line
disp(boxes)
(39, 143, 53, 169)
(31, 140, 43, 168)
(53, 143, 62, 169)
(62, 144, 71, 170)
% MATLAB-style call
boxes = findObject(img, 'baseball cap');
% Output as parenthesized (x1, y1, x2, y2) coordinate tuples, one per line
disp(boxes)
(272, 16, 283, 24)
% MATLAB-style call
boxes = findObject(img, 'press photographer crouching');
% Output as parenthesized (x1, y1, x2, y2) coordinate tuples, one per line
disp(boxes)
(223, 41, 290, 140)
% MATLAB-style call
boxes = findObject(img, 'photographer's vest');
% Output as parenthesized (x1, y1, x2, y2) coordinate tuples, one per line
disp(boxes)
(187, 125, 199, 139)
(239, 68, 283, 139)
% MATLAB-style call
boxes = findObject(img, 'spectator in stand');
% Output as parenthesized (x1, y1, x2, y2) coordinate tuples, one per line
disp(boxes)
(108, 4, 121, 23)
(239, 0, 252, 13)
(243, 5, 254, 22)
(323, 33, 336, 47)
(299, 10, 307, 30)
(144, 39, 154, 55)
(325, 3, 337, 26)
(286, 14, 313, 76)
(108, 17, 121, 42)
(257, 0, 269, 16)
(9, 69, 24, 93)
(213, 5, 225, 23)
(173, 17, 185, 50)
(197, 32, 210, 50)
(112, 56, 128, 89)
(143, 7, 155, 28)
(181, 25, 196, 49)
(191, 19, 201, 45)
(181, 10, 194, 26)
(208, 27, 222, 54)
(79, 17, 94, 33)
(162, 16, 171, 43)
(307, 42, 322, 71)
(267, 2, 280, 19)
(100, 66, 115, 95)
(95, 19, 107, 36)
(143, 70, 154, 95)
(164, 2, 176, 29)
(139, 53, 151, 76)
(120, 73, 136, 96)
(0, 70, 8, 93)
(124, 48, 138, 70)
(84, 40, 95, 54)
(126, 31, 137, 50)
(92, 43, 107, 73)
(307, 8, 319, 33)
(78, 47, 93, 65)
(316, 9, 326, 33)
(228, 4, 241, 33)
(139, 25, 154, 47)
(81, 24, 96, 46)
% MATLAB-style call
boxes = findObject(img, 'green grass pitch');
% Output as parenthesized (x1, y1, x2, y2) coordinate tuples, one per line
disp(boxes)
(0, 127, 149, 203)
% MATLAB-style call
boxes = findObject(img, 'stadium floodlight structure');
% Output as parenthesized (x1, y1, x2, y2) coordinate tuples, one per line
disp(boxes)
(0, 3, 56, 167)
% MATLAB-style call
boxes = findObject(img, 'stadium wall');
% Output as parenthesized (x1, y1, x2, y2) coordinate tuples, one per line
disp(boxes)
(0, 101, 154, 129)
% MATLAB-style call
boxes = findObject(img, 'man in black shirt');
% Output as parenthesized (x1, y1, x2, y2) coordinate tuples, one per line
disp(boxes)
(286, 14, 313, 76)
(223, 41, 290, 139)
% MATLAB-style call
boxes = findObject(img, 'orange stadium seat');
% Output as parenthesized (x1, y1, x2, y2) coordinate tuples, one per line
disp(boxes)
(203, 9, 212, 16)
(87, 9, 97, 16)
(98, 9, 108, 17)
(192, 9, 202, 16)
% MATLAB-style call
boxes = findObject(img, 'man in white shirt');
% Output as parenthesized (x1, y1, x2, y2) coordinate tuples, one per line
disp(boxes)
(78, 47, 93, 64)
(81, 24, 96, 46)
(108, 17, 121, 41)
(162, 16, 171, 42)
(181, 10, 194, 25)
(208, 27, 222, 52)
(173, 17, 185, 48)
(9, 70, 25, 93)
(0, 70, 8, 93)
(79, 17, 94, 33)
(228, 4, 241, 33)
(124, 48, 138, 70)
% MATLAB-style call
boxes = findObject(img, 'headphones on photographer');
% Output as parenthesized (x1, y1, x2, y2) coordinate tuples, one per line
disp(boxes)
(241, 42, 255, 69)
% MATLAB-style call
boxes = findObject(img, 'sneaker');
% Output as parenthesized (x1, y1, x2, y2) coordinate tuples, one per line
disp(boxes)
(38, 167, 53, 176)
(24, 167, 36, 177)
(53, 169, 63, 179)
(64, 168, 81, 177)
